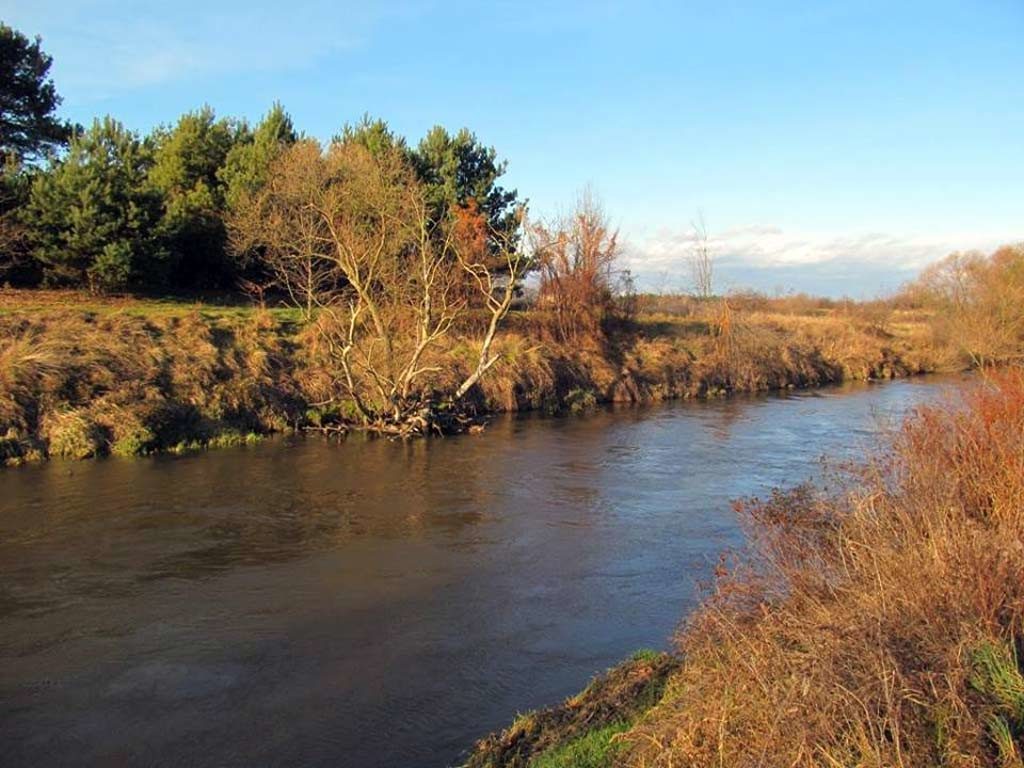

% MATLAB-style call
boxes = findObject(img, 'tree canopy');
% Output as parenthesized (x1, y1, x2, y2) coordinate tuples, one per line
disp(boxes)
(414, 125, 519, 241)
(23, 117, 164, 291)
(0, 23, 70, 164)
(149, 106, 242, 287)
(0, 22, 524, 294)
(220, 102, 297, 213)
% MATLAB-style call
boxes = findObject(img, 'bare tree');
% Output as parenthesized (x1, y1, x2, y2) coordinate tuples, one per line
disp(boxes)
(227, 140, 337, 320)
(913, 245, 1024, 368)
(530, 190, 621, 343)
(689, 211, 714, 299)
(229, 139, 531, 434)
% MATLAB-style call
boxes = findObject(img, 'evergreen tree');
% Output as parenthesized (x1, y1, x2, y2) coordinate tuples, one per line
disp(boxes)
(219, 103, 298, 274)
(0, 160, 34, 283)
(148, 106, 241, 288)
(23, 117, 164, 292)
(0, 23, 71, 284)
(334, 114, 406, 157)
(0, 23, 71, 164)
(220, 102, 297, 213)
(413, 126, 519, 256)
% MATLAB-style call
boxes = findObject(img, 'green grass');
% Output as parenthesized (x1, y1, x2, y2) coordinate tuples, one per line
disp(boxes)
(971, 641, 1024, 722)
(629, 648, 661, 663)
(970, 639, 1024, 764)
(528, 722, 629, 768)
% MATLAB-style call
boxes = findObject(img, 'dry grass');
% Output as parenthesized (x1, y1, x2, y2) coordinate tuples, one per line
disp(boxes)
(0, 308, 301, 463)
(0, 288, 946, 463)
(0, 286, 302, 322)
(624, 369, 1024, 767)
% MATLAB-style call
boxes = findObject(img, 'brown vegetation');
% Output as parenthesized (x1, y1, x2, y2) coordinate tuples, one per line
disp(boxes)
(902, 243, 1024, 368)
(622, 369, 1024, 766)
(0, 281, 942, 465)
(8, 239, 1018, 466)
(228, 139, 529, 434)
(0, 307, 299, 464)
(530, 191, 626, 345)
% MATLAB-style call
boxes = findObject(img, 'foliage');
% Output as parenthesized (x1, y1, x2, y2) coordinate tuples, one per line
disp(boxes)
(226, 138, 336, 317)
(413, 125, 519, 255)
(334, 114, 406, 157)
(148, 106, 242, 288)
(22, 117, 166, 292)
(229, 136, 530, 432)
(0, 22, 69, 284)
(220, 103, 297, 210)
(0, 24, 521, 300)
(0, 23, 71, 164)
(0, 158, 34, 282)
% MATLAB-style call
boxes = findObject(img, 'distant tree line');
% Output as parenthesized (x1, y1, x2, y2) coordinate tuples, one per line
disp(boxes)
(0, 22, 520, 295)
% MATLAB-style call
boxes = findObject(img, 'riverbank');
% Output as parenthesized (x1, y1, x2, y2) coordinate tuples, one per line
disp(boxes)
(465, 651, 680, 768)
(467, 369, 1024, 767)
(0, 289, 946, 465)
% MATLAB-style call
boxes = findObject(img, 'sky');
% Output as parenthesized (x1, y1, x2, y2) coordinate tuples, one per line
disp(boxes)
(2, 0, 1022, 296)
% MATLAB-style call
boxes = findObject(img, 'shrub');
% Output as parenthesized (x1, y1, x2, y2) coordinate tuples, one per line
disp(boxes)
(110, 424, 156, 456)
(87, 241, 134, 292)
(45, 409, 107, 459)
(565, 387, 598, 413)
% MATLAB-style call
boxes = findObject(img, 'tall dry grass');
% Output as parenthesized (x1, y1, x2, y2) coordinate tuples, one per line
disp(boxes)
(0, 310, 301, 462)
(626, 370, 1024, 767)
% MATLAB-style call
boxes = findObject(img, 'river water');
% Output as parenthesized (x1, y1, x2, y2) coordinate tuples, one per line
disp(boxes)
(0, 377, 959, 767)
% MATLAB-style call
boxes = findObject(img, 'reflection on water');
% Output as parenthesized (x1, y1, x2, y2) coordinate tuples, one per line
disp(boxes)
(0, 376, 960, 767)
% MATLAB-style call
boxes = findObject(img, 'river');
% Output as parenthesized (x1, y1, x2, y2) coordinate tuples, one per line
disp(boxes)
(0, 376, 960, 767)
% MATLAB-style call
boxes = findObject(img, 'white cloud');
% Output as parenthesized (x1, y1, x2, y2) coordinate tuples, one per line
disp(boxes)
(624, 224, 1021, 297)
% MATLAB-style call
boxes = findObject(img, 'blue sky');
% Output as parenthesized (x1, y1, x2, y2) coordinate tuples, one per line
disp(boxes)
(2, 0, 1022, 296)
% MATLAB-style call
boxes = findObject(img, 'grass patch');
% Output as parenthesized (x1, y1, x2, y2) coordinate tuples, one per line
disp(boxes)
(463, 651, 678, 768)
(528, 722, 629, 768)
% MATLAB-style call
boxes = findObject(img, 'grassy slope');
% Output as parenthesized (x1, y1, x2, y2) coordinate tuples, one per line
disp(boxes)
(464, 651, 679, 768)
(0, 294, 303, 464)
(0, 288, 946, 465)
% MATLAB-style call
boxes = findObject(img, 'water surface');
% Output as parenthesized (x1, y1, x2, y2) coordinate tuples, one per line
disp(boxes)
(0, 377, 958, 766)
